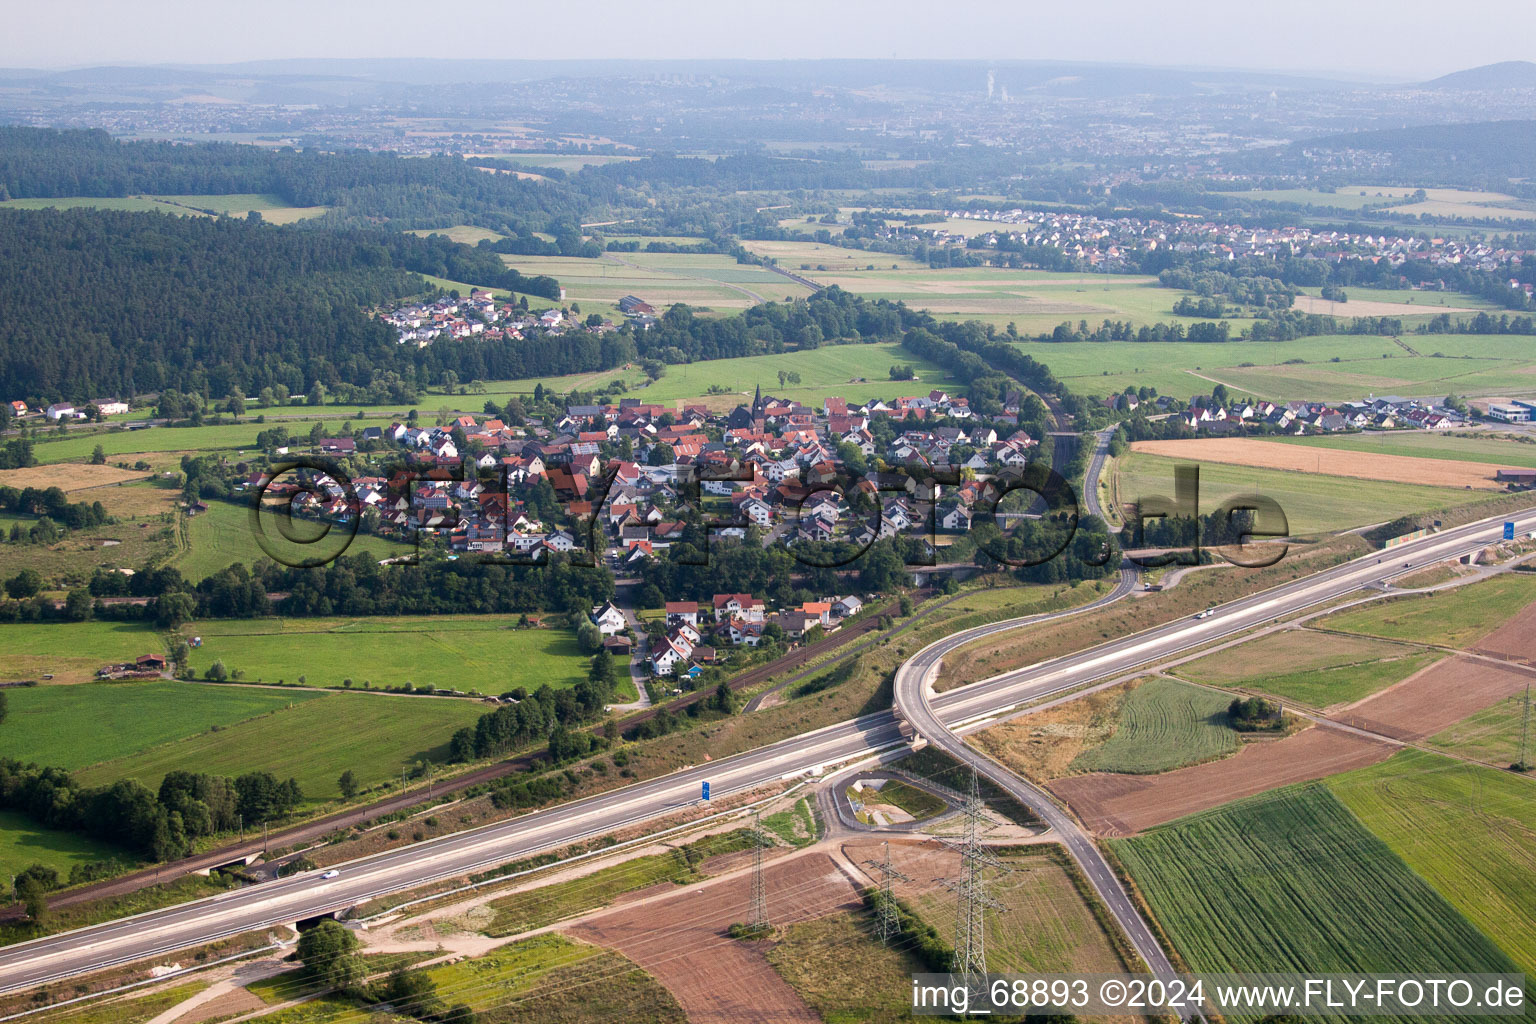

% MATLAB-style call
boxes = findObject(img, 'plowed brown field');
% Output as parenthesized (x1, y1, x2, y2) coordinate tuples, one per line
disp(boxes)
(1048, 727, 1394, 836)
(1128, 437, 1513, 489)
(567, 850, 861, 1024)
(1329, 654, 1535, 740)
(1471, 602, 1536, 662)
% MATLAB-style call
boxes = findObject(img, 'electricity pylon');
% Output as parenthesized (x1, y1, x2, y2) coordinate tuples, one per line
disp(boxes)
(749, 812, 771, 929)
(865, 840, 912, 945)
(941, 765, 1007, 976)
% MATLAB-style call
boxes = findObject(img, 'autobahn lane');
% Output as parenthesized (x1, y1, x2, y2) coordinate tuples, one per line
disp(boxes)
(3, 504, 1533, 991)
(895, 503, 1536, 988)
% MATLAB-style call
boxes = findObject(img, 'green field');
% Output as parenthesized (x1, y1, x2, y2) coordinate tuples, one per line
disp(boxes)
(1328, 750, 1536, 973)
(484, 830, 754, 936)
(1002, 332, 1536, 403)
(0, 193, 327, 223)
(1427, 692, 1532, 765)
(1113, 784, 1519, 1007)
(0, 810, 124, 881)
(421, 933, 682, 1022)
(911, 846, 1129, 974)
(768, 911, 929, 1024)
(1319, 572, 1536, 647)
(28, 417, 359, 464)
(1273, 432, 1536, 471)
(73, 690, 489, 802)
(498, 251, 816, 314)
(1070, 677, 1239, 774)
(0, 620, 165, 685)
(3, 679, 321, 769)
(465, 339, 964, 411)
(182, 614, 604, 695)
(174, 500, 416, 583)
(1174, 630, 1444, 709)
(1113, 450, 1481, 535)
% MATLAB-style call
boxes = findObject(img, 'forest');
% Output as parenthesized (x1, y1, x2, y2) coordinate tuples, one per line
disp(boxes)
(0, 208, 559, 403)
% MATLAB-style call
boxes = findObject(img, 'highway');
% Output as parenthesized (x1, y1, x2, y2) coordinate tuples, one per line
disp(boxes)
(3, 497, 1535, 992)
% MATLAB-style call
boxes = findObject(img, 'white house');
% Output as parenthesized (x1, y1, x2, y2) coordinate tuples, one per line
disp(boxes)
(592, 601, 627, 635)
(45, 403, 76, 421)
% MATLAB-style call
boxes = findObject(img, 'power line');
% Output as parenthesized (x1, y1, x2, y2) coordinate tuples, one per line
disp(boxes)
(939, 764, 1006, 976)
(749, 811, 770, 930)
(864, 839, 911, 945)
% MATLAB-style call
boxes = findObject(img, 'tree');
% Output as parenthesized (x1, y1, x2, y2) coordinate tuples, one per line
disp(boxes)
(337, 770, 358, 800)
(5, 569, 42, 599)
(90, 444, 106, 465)
(575, 621, 603, 654)
(205, 660, 228, 682)
(63, 587, 93, 621)
(296, 920, 365, 991)
(16, 876, 47, 924)
(225, 387, 246, 418)
(155, 592, 197, 628)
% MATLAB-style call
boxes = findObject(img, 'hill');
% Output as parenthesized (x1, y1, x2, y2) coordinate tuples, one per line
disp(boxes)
(1425, 61, 1536, 90)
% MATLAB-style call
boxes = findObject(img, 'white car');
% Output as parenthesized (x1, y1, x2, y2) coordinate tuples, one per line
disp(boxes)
(320, 869, 340, 880)
(1195, 610, 1213, 619)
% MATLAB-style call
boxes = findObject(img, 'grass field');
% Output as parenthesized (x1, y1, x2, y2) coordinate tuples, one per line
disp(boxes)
(767, 911, 929, 1024)
(1069, 677, 1240, 774)
(3, 679, 321, 769)
(73, 690, 491, 803)
(1319, 572, 1536, 647)
(0, 480, 180, 597)
(483, 830, 754, 936)
(1173, 629, 1443, 708)
(23, 982, 209, 1024)
(419, 933, 681, 1022)
(1112, 450, 1481, 535)
(859, 779, 946, 820)
(0, 810, 124, 881)
(1014, 333, 1536, 403)
(27, 418, 356, 464)
(0, 193, 327, 223)
(1328, 749, 1536, 973)
(174, 500, 416, 582)
(1427, 692, 1532, 766)
(0, 620, 164, 686)
(1273, 432, 1536, 471)
(498, 252, 815, 314)
(1113, 784, 1518, 1001)
(911, 846, 1130, 974)
(182, 615, 604, 695)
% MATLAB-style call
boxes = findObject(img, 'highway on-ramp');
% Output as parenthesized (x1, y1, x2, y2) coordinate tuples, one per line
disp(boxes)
(2, 503, 1534, 992)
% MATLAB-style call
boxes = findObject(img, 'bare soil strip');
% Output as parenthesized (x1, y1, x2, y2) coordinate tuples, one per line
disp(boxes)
(1328, 654, 1534, 741)
(567, 850, 860, 1024)
(1128, 437, 1516, 489)
(1047, 728, 1395, 837)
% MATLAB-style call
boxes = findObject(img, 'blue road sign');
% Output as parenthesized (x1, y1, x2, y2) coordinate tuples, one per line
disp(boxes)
(702, 781, 711, 801)
(1506, 521, 1516, 541)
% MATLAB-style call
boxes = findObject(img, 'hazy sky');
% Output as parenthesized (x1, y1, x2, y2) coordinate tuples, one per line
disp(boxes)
(7, 0, 1535, 80)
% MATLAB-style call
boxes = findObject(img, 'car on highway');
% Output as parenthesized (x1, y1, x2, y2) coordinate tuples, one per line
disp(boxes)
(1194, 610, 1213, 619)
(320, 870, 340, 880)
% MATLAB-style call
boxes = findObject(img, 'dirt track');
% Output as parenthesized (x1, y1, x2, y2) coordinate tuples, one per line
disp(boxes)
(1329, 655, 1534, 740)
(1047, 727, 1395, 836)
(1128, 437, 1514, 489)
(566, 850, 861, 1024)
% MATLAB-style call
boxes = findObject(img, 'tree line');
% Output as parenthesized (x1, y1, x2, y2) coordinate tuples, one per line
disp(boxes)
(0, 758, 303, 862)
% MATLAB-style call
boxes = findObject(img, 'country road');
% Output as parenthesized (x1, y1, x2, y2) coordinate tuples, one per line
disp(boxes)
(4, 499, 1535, 992)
